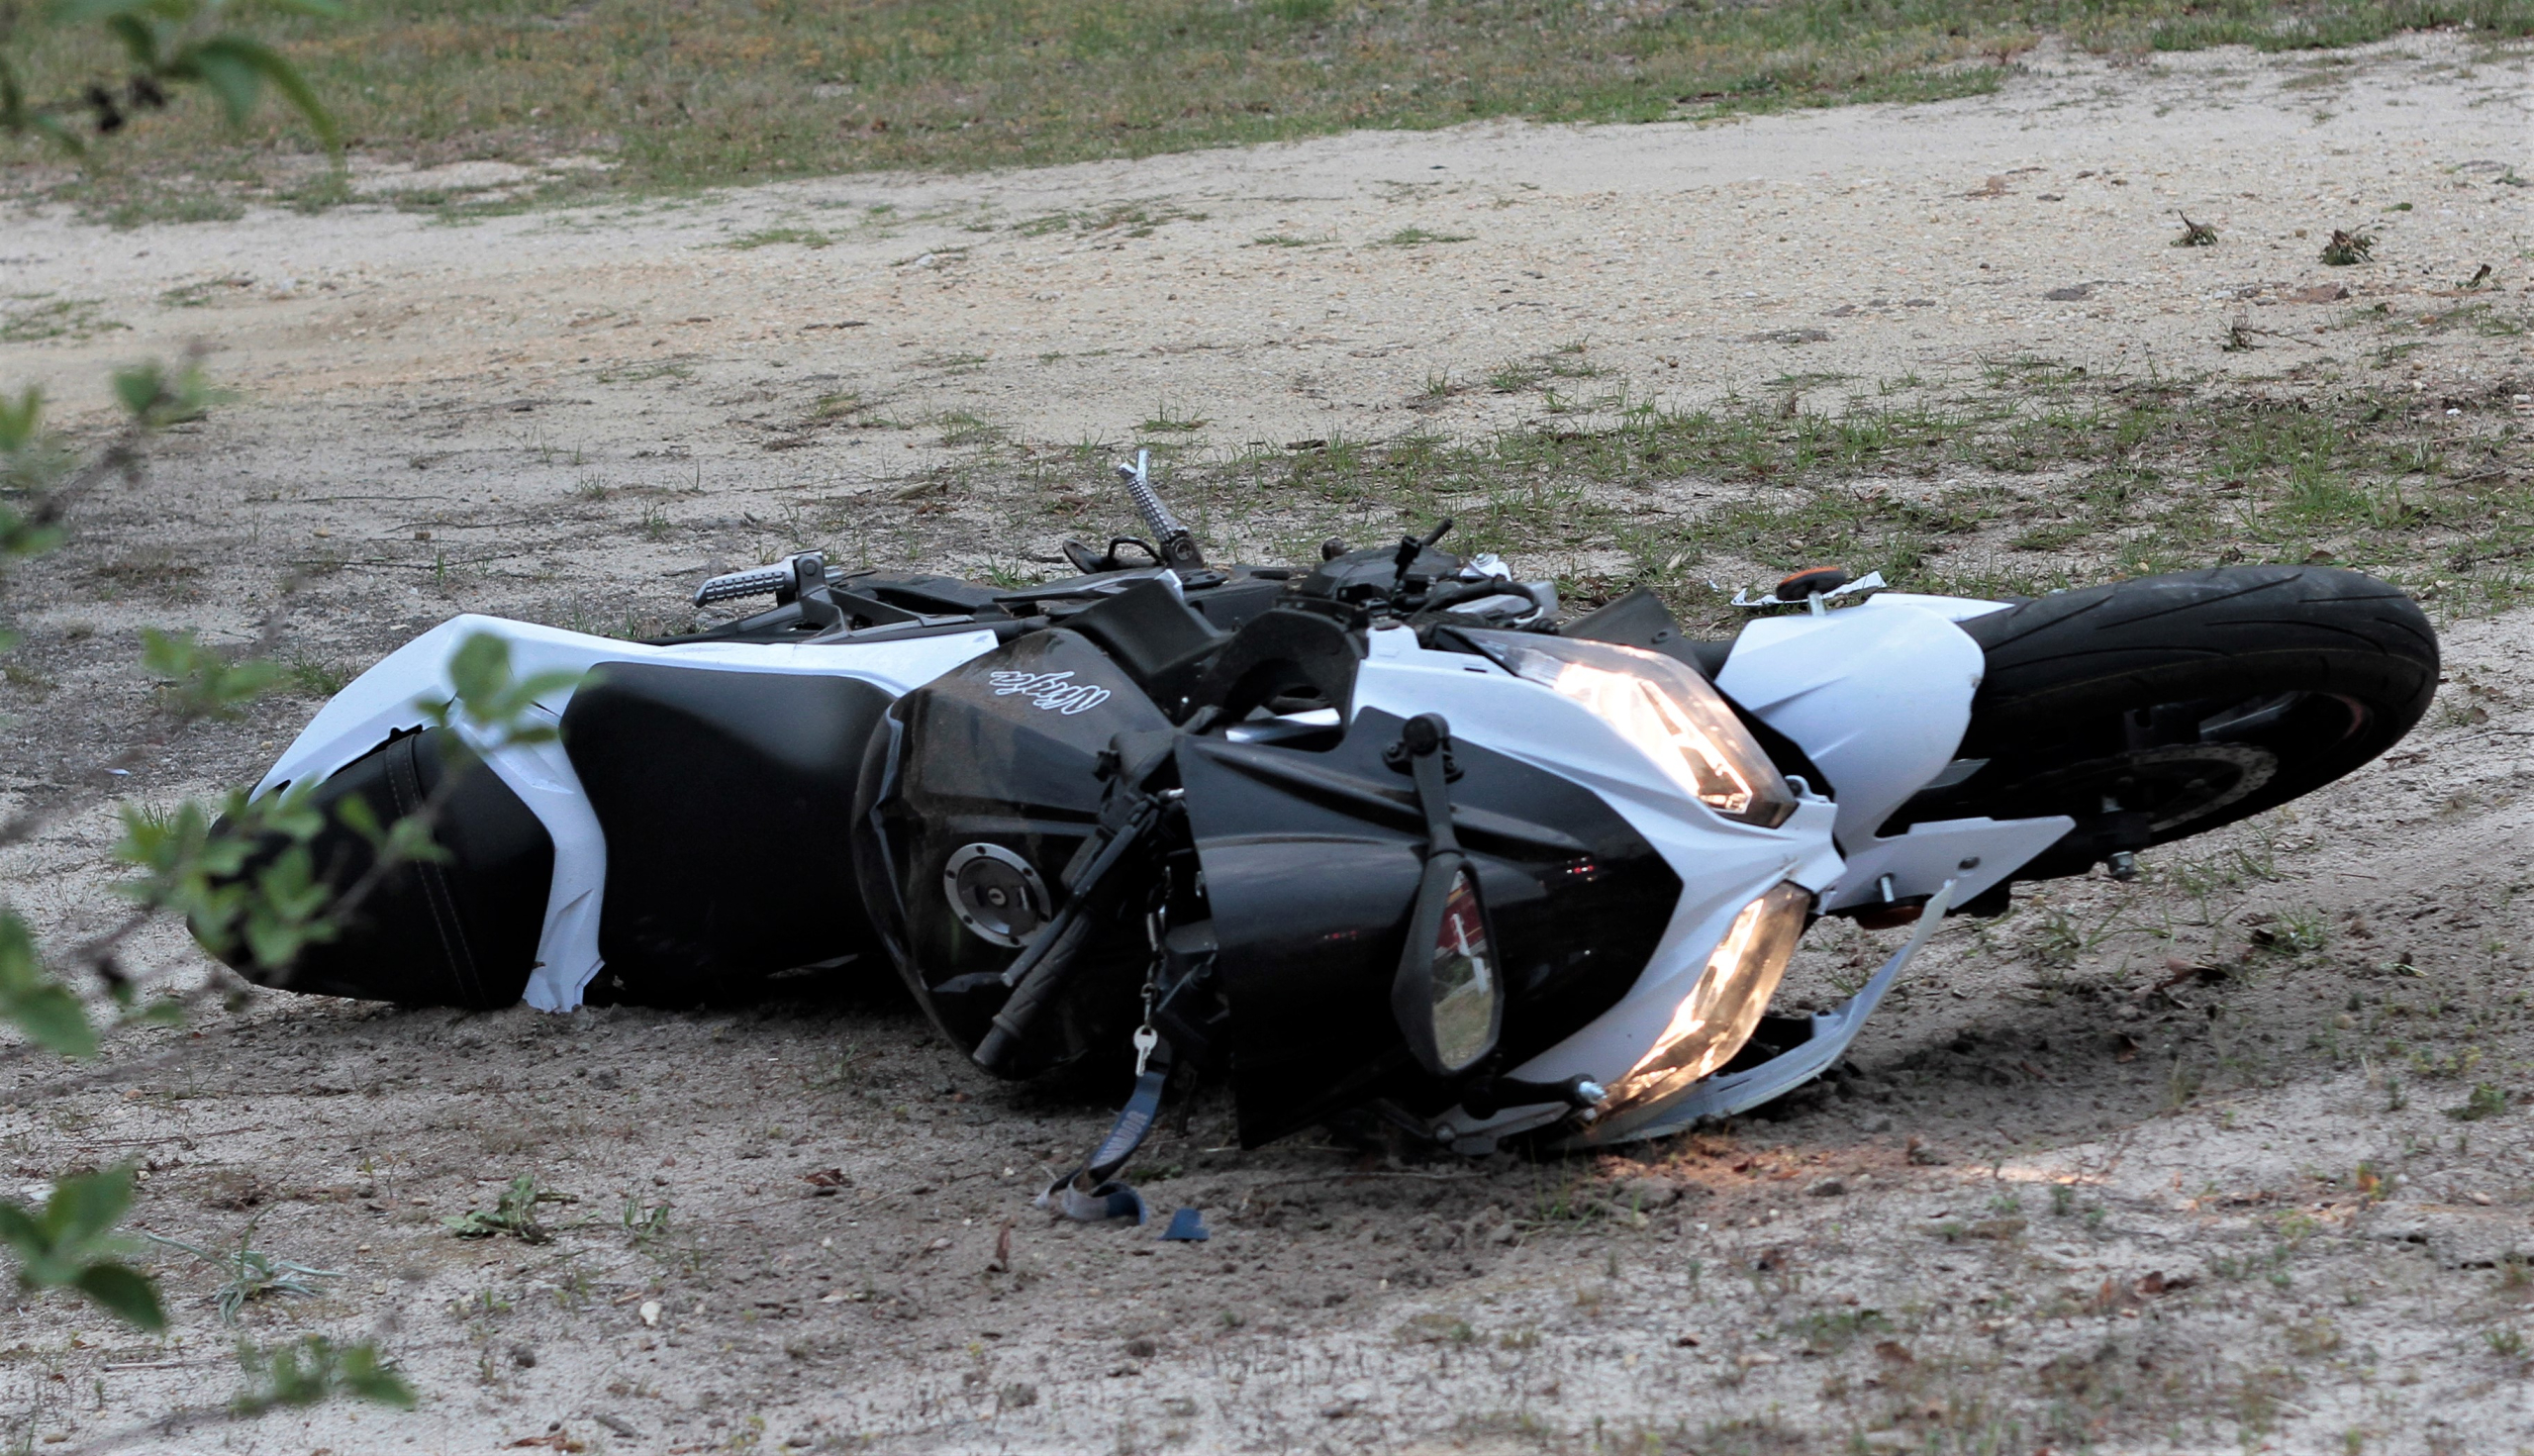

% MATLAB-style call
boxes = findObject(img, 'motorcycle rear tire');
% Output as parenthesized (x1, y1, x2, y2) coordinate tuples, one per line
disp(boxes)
(1919, 565, 2437, 880)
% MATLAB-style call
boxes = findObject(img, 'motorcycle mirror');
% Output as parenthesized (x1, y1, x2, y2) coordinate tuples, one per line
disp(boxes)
(1390, 852, 1503, 1078)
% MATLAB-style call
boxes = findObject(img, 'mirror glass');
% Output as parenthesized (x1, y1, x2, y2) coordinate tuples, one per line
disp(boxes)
(1427, 867, 1498, 1071)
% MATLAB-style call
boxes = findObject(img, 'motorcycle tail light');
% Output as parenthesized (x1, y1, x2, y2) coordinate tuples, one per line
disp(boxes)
(1602, 881, 1811, 1119)
(1468, 633, 1796, 828)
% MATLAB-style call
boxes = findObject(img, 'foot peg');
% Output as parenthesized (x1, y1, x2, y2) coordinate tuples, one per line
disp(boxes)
(692, 552, 843, 629)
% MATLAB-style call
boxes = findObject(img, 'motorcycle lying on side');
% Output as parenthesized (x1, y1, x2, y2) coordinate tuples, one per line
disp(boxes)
(208, 454, 2437, 1198)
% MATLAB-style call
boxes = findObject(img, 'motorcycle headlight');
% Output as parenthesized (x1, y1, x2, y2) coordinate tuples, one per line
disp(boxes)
(1467, 632, 1796, 828)
(1602, 881, 1811, 1119)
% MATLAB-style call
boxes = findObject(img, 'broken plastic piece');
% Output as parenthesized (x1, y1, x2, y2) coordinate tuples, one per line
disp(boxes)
(1038, 1175, 1146, 1224)
(1160, 1207, 1210, 1241)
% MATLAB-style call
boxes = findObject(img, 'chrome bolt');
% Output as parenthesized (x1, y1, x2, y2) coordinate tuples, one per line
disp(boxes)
(2106, 850, 2139, 882)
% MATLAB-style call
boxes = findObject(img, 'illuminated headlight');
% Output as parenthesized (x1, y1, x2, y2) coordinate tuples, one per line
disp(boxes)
(1601, 882, 1811, 1120)
(1467, 632, 1796, 828)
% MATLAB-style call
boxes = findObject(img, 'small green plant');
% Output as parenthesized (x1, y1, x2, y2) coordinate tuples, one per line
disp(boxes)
(284, 654, 349, 698)
(2050, 1184, 2078, 1216)
(2445, 1083, 2508, 1122)
(621, 1196, 672, 1247)
(1487, 359, 1546, 393)
(2320, 229, 2376, 265)
(1137, 403, 1207, 435)
(1375, 226, 1474, 246)
(230, 1335, 415, 1415)
(2486, 1326, 2526, 1359)
(2172, 212, 2217, 246)
(444, 1175, 560, 1244)
(144, 1223, 342, 1324)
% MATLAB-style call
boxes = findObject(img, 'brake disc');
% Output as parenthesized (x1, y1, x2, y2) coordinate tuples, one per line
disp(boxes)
(2000, 741, 2279, 834)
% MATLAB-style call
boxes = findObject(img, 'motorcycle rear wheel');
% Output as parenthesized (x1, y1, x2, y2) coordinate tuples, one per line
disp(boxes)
(1897, 565, 2438, 882)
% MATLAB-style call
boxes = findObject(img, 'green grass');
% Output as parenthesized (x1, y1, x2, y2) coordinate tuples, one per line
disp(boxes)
(1375, 226, 1475, 246)
(0, 297, 128, 342)
(10, 0, 2527, 214)
(896, 360, 2534, 630)
(722, 225, 833, 249)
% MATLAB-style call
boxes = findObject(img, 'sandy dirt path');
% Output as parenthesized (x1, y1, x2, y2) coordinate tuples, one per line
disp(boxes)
(2, 33, 2533, 1456)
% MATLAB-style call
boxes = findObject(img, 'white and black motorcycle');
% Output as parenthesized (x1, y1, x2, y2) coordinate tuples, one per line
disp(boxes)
(210, 456, 2436, 1190)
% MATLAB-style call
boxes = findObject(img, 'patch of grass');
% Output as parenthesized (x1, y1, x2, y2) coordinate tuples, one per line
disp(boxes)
(2445, 1083, 2508, 1121)
(767, 354, 2533, 635)
(0, 297, 129, 343)
(17, 0, 2517, 211)
(935, 410, 1008, 446)
(723, 225, 832, 249)
(1137, 402, 1207, 434)
(594, 361, 694, 385)
(283, 655, 350, 698)
(1248, 233, 1332, 247)
(157, 276, 254, 309)
(1011, 200, 1206, 238)
(1375, 226, 1475, 246)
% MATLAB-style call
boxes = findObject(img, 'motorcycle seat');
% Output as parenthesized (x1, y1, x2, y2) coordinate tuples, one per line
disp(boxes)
(562, 662, 895, 1002)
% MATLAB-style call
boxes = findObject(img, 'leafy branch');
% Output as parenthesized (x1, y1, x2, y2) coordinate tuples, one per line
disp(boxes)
(0, 0, 341, 153)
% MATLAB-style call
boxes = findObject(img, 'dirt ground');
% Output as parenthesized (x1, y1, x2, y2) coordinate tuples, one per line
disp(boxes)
(5, 33, 2534, 1455)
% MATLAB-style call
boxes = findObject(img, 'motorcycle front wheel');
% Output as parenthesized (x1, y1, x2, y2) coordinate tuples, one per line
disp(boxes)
(1890, 565, 2439, 882)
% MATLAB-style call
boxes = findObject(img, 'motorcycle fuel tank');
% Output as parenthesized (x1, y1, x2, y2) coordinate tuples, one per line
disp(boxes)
(853, 627, 1173, 1074)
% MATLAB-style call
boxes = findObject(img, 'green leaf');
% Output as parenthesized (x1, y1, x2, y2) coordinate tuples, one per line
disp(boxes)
(180, 37, 339, 147)
(47, 1166, 135, 1244)
(176, 39, 263, 126)
(0, 914, 96, 1058)
(71, 1262, 166, 1330)
(333, 792, 382, 846)
(0, 386, 42, 454)
(428, 632, 578, 748)
(104, 13, 159, 69)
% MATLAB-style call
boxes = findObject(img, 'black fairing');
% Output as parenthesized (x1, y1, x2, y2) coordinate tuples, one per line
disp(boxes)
(205, 728, 552, 1008)
(560, 663, 893, 1003)
(851, 629, 1174, 1074)
(1179, 710, 1681, 1147)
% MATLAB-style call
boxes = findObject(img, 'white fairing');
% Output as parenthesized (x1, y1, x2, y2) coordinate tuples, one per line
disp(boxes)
(1404, 592, 2070, 1145)
(1714, 595, 1988, 852)
(1711, 593, 2070, 916)
(258, 615, 1000, 1011)
(1350, 626, 1845, 1143)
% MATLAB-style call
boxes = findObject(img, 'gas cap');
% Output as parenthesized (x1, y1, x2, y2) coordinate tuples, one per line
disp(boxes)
(942, 843, 1049, 947)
